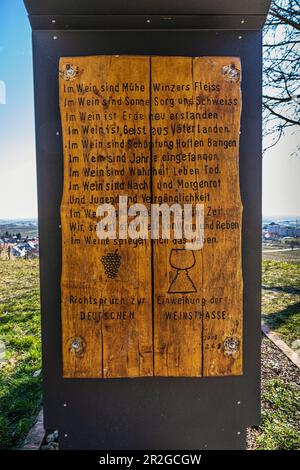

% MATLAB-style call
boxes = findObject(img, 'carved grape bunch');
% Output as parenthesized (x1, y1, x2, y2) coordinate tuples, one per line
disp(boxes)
(101, 250, 121, 279)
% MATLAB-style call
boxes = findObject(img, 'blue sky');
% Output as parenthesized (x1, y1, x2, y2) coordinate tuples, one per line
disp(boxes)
(0, 0, 36, 219)
(0, 0, 299, 219)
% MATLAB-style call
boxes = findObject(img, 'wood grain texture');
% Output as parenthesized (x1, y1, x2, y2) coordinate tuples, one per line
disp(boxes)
(151, 56, 203, 376)
(59, 55, 243, 378)
(59, 56, 153, 378)
(195, 57, 243, 376)
(151, 56, 242, 376)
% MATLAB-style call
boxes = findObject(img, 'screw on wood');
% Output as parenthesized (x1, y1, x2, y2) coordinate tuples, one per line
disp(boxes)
(222, 64, 241, 84)
(65, 65, 76, 79)
(72, 338, 80, 349)
(60, 63, 79, 81)
(223, 336, 240, 356)
(69, 337, 86, 356)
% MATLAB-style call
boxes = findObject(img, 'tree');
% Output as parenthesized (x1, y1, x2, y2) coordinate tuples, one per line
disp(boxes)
(263, 0, 300, 152)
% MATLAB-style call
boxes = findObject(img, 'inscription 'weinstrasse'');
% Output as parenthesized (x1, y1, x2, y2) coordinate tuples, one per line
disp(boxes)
(59, 55, 243, 378)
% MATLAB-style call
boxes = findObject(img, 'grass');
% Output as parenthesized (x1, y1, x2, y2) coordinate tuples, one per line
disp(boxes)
(262, 260, 300, 350)
(0, 259, 42, 449)
(256, 379, 300, 450)
(257, 258, 300, 449)
(262, 248, 300, 264)
(262, 260, 300, 289)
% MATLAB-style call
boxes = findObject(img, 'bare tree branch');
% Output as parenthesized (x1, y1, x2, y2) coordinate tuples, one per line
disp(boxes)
(263, 0, 300, 153)
(270, 10, 300, 30)
(264, 102, 299, 125)
(263, 94, 299, 102)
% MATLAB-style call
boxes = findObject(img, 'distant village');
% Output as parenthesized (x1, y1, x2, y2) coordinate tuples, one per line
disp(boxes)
(0, 220, 39, 259)
(262, 219, 300, 246)
(0, 231, 39, 259)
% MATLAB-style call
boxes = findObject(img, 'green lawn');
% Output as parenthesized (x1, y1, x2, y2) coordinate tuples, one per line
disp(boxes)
(257, 378, 300, 450)
(262, 260, 300, 351)
(0, 259, 42, 449)
(254, 259, 300, 450)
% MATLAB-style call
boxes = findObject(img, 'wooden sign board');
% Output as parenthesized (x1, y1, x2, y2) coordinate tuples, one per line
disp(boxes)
(59, 55, 243, 378)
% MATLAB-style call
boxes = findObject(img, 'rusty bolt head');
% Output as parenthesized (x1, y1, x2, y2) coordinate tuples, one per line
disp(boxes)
(222, 63, 240, 83)
(223, 336, 240, 356)
(69, 336, 86, 356)
(60, 63, 79, 81)
(71, 338, 80, 350)
(66, 65, 76, 78)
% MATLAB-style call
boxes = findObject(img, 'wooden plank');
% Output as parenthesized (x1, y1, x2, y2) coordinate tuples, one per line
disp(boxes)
(59, 55, 153, 378)
(152, 56, 243, 376)
(195, 57, 243, 376)
(151, 56, 204, 376)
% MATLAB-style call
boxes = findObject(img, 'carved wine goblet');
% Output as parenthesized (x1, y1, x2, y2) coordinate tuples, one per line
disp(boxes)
(168, 248, 197, 294)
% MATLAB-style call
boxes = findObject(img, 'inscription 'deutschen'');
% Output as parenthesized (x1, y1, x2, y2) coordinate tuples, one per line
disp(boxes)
(59, 55, 243, 378)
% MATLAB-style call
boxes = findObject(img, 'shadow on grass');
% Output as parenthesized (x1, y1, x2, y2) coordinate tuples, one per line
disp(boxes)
(262, 301, 300, 346)
(0, 358, 42, 449)
(262, 285, 300, 295)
